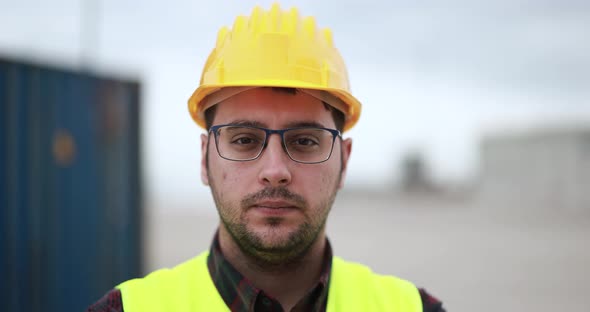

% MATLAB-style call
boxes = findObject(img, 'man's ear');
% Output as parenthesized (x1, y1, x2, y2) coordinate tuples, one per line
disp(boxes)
(338, 138, 352, 189)
(201, 133, 209, 186)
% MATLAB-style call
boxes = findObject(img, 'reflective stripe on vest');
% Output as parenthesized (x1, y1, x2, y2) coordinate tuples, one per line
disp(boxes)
(117, 251, 422, 312)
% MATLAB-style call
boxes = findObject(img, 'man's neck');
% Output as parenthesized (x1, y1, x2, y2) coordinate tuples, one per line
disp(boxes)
(218, 227, 327, 311)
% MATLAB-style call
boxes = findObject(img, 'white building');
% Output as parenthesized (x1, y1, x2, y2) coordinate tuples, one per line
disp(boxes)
(478, 124, 590, 213)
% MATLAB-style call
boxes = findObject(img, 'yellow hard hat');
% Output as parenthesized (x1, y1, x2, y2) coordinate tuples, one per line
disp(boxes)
(188, 3, 362, 132)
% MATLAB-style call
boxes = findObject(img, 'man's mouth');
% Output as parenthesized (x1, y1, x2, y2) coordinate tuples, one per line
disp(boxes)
(251, 200, 298, 209)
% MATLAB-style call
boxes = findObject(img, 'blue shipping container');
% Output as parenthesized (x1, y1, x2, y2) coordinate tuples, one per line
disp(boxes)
(0, 57, 142, 312)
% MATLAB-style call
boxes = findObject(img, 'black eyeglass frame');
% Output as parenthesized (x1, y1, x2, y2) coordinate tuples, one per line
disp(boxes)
(208, 124, 342, 164)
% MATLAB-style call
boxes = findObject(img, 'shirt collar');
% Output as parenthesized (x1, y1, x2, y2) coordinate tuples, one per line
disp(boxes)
(206, 231, 333, 311)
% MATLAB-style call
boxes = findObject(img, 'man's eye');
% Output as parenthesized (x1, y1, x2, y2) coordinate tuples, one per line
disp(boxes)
(232, 137, 257, 145)
(293, 137, 319, 146)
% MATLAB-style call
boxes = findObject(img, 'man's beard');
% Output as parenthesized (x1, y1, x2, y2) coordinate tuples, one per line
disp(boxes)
(211, 185, 336, 269)
(206, 142, 342, 269)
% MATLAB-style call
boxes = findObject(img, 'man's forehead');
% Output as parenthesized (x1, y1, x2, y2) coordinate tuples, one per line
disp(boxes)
(219, 119, 329, 129)
(213, 88, 335, 128)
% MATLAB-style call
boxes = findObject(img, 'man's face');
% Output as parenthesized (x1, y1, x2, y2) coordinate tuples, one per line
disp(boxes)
(200, 88, 352, 265)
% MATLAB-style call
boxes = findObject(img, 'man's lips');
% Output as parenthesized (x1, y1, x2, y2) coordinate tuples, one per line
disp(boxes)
(246, 198, 303, 217)
(251, 200, 298, 209)
(240, 188, 307, 212)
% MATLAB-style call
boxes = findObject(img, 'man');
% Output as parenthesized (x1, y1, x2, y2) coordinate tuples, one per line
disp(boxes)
(89, 4, 445, 311)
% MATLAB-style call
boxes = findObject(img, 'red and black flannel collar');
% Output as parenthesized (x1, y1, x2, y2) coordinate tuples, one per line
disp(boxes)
(206, 232, 332, 312)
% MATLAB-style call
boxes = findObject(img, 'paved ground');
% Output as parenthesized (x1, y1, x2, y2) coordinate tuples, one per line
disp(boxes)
(144, 191, 590, 311)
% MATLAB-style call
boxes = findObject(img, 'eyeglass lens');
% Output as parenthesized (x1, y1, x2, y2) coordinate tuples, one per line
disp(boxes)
(215, 126, 335, 163)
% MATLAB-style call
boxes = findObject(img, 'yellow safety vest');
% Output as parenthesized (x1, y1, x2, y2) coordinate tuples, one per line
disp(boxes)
(117, 252, 421, 311)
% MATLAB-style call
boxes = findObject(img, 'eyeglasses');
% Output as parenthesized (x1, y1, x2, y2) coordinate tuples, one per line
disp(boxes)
(209, 124, 341, 164)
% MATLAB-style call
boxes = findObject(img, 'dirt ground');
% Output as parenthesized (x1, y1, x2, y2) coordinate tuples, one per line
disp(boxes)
(144, 191, 590, 311)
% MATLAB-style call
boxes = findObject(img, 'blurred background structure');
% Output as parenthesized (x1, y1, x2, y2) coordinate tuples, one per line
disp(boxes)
(479, 124, 590, 213)
(1, 1, 589, 311)
(0, 58, 142, 311)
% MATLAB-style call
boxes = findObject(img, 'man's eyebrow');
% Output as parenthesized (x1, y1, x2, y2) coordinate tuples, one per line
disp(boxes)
(284, 121, 327, 129)
(226, 120, 267, 128)
(224, 120, 328, 129)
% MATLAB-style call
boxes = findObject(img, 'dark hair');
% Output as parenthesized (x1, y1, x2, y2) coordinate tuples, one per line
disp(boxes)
(204, 87, 345, 132)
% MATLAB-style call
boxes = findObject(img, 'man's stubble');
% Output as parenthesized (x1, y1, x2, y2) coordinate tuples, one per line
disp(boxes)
(205, 141, 342, 270)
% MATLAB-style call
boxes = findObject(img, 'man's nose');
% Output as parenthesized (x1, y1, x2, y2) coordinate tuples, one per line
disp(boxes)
(257, 134, 292, 187)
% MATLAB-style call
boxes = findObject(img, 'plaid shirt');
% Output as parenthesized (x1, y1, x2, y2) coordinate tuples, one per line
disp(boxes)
(88, 236, 446, 312)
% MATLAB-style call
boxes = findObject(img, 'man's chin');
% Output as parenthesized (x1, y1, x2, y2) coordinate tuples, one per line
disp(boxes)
(247, 226, 300, 251)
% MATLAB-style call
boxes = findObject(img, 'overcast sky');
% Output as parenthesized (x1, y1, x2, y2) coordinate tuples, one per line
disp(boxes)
(2, 0, 589, 208)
